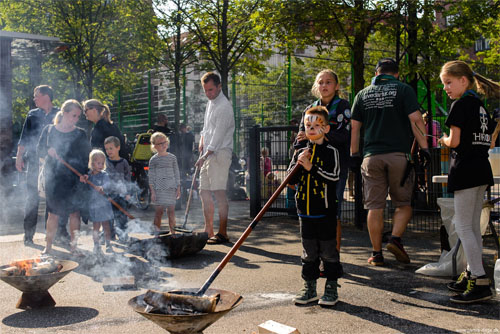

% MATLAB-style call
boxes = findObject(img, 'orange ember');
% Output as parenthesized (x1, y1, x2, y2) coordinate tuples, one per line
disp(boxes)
(10, 258, 42, 276)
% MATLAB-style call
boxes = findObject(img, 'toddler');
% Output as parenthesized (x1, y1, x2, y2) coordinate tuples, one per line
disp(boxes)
(81, 149, 114, 254)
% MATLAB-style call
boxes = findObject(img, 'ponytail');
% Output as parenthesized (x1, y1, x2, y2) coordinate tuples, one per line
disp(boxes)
(473, 72, 500, 99)
(53, 111, 63, 125)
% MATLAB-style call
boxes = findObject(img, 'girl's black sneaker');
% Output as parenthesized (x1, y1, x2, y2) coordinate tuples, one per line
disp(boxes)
(447, 270, 470, 293)
(450, 276, 492, 304)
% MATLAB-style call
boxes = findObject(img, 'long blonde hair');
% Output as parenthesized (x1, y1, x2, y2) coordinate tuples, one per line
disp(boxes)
(440, 60, 500, 99)
(83, 99, 112, 123)
(311, 69, 340, 99)
(54, 99, 83, 125)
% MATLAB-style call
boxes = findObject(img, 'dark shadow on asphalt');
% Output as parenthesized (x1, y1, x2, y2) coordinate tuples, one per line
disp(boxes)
(391, 298, 500, 320)
(237, 244, 300, 265)
(336, 301, 460, 334)
(341, 261, 498, 320)
(169, 248, 261, 270)
(2, 306, 98, 328)
(250, 217, 499, 321)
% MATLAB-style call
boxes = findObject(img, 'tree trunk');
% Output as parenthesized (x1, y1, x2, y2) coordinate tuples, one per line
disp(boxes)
(220, 0, 230, 99)
(407, 1, 419, 93)
(352, 32, 366, 94)
(174, 68, 181, 130)
(352, 0, 367, 94)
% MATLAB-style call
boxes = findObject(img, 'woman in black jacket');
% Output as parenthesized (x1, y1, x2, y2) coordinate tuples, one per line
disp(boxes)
(83, 99, 128, 160)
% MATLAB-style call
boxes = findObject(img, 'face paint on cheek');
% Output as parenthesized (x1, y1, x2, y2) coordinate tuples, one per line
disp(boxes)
(307, 132, 323, 141)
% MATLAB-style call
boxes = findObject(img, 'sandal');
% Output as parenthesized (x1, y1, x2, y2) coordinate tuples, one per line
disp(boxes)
(207, 233, 230, 244)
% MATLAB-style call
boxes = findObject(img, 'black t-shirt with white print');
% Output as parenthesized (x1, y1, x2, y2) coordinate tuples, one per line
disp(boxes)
(445, 91, 494, 192)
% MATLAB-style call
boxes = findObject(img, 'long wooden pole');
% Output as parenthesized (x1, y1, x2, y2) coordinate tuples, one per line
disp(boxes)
(196, 162, 301, 296)
(56, 156, 135, 220)
(181, 165, 199, 229)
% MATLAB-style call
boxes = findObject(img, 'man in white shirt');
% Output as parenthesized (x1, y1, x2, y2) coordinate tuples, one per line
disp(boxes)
(195, 72, 235, 244)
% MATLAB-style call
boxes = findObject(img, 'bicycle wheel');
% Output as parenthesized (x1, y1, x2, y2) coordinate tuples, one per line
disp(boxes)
(135, 185, 151, 210)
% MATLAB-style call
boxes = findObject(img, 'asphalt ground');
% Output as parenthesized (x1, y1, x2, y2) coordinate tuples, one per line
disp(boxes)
(0, 196, 499, 334)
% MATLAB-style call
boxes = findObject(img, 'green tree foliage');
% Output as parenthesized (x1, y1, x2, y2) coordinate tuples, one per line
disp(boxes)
(181, 0, 265, 98)
(257, 0, 392, 95)
(236, 51, 354, 126)
(1, 0, 155, 102)
(133, 0, 199, 130)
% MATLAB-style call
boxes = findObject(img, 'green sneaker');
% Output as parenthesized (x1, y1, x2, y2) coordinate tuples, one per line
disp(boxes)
(293, 280, 318, 305)
(319, 280, 340, 306)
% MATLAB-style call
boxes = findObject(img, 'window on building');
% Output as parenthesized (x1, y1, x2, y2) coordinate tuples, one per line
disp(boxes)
(445, 13, 459, 26)
(474, 37, 491, 52)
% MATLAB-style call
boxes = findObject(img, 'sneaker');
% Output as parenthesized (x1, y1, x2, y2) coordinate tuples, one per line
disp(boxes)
(293, 280, 318, 305)
(368, 253, 384, 266)
(450, 276, 492, 304)
(386, 238, 410, 264)
(319, 280, 340, 306)
(447, 270, 470, 293)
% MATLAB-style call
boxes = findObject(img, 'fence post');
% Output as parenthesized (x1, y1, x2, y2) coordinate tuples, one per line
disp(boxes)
(350, 51, 355, 105)
(147, 71, 152, 129)
(183, 67, 187, 124)
(249, 125, 261, 218)
(287, 53, 292, 123)
(232, 71, 238, 156)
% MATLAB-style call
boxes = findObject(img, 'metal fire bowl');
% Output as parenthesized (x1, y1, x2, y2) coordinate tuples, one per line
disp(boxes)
(128, 288, 243, 334)
(0, 260, 78, 293)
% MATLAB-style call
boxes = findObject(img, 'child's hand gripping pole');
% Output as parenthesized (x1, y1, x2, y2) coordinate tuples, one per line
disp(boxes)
(56, 156, 136, 220)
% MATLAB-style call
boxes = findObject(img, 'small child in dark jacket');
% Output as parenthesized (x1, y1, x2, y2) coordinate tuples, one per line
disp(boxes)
(104, 136, 131, 242)
(287, 106, 342, 306)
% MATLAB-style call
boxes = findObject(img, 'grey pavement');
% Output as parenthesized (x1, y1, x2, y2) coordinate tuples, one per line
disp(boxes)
(0, 193, 499, 334)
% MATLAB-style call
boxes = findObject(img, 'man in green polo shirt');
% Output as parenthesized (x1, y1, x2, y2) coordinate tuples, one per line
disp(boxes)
(350, 58, 430, 266)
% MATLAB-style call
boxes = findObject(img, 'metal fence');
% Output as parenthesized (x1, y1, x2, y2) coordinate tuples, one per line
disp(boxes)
(105, 62, 499, 235)
(247, 125, 500, 234)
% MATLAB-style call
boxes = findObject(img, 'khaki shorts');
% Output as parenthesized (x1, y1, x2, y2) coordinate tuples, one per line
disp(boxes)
(199, 149, 232, 191)
(361, 152, 414, 210)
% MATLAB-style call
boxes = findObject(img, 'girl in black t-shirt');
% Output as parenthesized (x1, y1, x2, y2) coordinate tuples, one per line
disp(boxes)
(438, 60, 500, 304)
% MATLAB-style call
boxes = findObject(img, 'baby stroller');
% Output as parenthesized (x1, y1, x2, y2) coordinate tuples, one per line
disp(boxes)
(130, 132, 153, 210)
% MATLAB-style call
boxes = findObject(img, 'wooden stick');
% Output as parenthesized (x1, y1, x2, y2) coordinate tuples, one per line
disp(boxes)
(181, 165, 199, 229)
(56, 156, 135, 220)
(195, 162, 302, 296)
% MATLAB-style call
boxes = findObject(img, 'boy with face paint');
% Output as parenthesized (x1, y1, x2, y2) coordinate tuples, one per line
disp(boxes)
(287, 106, 342, 306)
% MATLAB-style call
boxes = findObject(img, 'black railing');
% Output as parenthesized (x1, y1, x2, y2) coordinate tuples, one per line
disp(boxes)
(247, 125, 500, 234)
